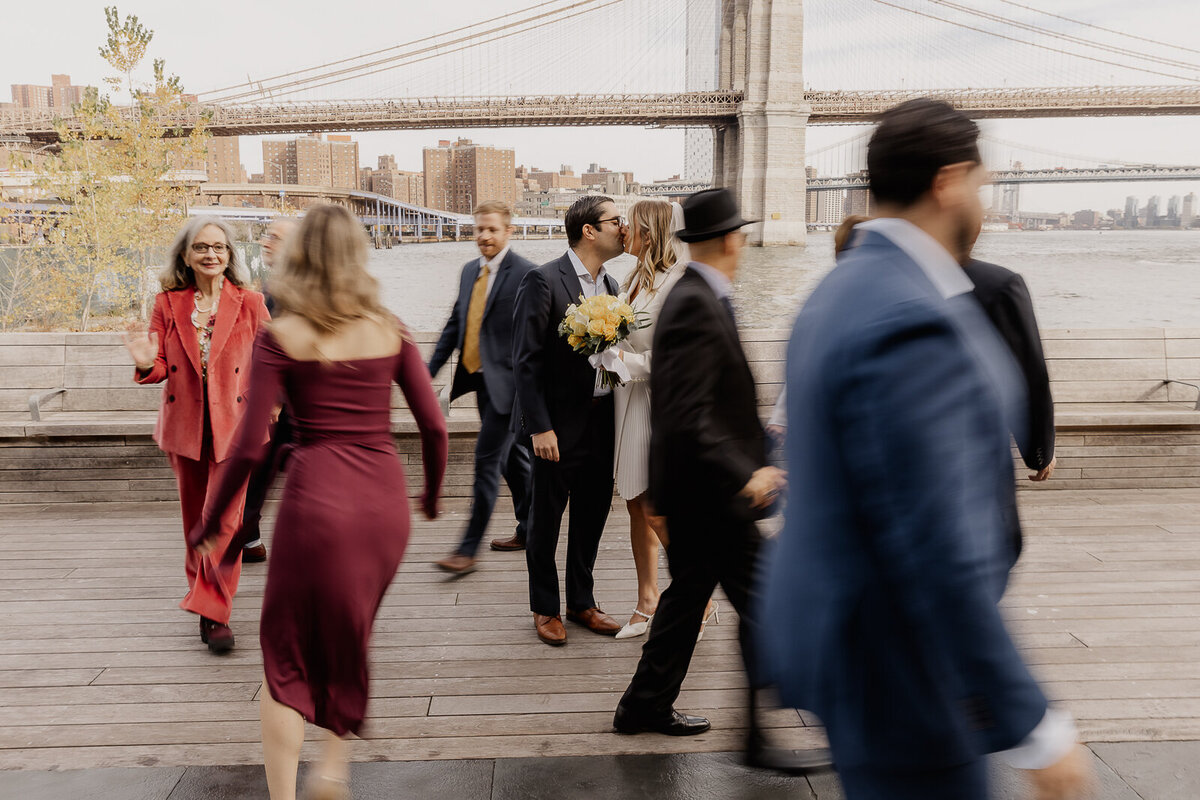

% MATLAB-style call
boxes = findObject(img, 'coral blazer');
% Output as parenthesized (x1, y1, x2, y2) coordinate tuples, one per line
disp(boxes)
(135, 283, 270, 462)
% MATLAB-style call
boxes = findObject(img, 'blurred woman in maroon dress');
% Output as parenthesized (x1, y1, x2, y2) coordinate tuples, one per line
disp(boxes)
(192, 205, 448, 800)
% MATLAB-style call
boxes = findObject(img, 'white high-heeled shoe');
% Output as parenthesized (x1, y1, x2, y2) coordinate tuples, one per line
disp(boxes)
(696, 601, 720, 642)
(615, 608, 654, 640)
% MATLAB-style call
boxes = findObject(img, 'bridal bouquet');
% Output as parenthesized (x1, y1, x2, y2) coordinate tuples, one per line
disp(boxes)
(558, 293, 648, 388)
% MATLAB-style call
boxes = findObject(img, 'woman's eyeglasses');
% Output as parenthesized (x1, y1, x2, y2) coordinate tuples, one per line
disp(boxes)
(191, 243, 229, 255)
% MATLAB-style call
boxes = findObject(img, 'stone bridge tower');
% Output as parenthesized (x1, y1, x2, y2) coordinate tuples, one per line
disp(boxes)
(713, 0, 810, 245)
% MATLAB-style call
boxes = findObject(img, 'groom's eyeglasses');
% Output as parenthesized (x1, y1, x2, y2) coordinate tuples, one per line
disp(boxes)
(594, 215, 627, 228)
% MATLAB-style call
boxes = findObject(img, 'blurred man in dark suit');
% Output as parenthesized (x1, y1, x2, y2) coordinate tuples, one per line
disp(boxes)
(759, 100, 1091, 799)
(428, 201, 535, 575)
(613, 189, 827, 774)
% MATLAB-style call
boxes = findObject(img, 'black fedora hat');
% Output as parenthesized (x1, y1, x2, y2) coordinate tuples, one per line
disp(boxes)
(676, 188, 757, 243)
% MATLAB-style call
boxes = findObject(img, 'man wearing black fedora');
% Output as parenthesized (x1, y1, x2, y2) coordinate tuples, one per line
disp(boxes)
(612, 188, 829, 774)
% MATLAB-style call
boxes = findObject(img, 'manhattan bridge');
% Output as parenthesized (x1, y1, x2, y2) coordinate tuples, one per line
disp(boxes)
(2, 0, 1198, 244)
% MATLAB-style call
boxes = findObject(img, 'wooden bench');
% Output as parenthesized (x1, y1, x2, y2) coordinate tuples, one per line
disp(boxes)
(0, 332, 481, 504)
(2, 328, 1200, 503)
(747, 327, 1200, 491)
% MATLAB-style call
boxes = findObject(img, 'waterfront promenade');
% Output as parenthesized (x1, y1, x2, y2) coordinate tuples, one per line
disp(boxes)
(4, 488, 1200, 798)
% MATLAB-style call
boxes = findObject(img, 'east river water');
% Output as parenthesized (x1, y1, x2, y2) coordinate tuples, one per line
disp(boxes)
(368, 230, 1200, 332)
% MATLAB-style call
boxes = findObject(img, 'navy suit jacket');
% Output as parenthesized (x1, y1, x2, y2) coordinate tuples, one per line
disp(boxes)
(428, 249, 536, 415)
(758, 231, 1048, 771)
(511, 252, 619, 454)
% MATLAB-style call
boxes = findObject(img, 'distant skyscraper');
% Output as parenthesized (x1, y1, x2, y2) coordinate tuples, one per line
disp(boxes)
(1124, 196, 1139, 226)
(817, 190, 845, 224)
(1183, 193, 1196, 228)
(844, 171, 872, 217)
(1146, 195, 1161, 224)
(1167, 195, 1181, 220)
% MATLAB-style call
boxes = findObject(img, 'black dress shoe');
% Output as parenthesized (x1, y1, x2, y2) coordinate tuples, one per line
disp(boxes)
(613, 704, 710, 736)
(199, 616, 235, 654)
(744, 739, 833, 775)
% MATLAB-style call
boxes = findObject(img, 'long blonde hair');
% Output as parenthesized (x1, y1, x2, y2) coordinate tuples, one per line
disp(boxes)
(269, 204, 393, 334)
(622, 199, 679, 298)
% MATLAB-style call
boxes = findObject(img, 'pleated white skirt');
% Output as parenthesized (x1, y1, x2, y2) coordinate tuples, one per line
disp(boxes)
(613, 378, 651, 500)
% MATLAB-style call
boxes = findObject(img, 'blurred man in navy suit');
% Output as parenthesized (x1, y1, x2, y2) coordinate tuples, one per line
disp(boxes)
(759, 99, 1092, 799)
(428, 201, 535, 574)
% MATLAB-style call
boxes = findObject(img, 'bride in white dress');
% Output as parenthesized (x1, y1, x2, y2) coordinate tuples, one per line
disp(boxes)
(612, 200, 716, 640)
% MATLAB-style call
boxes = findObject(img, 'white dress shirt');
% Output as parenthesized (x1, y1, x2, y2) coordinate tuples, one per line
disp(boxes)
(858, 215, 1077, 771)
(477, 245, 509, 299)
(566, 248, 613, 397)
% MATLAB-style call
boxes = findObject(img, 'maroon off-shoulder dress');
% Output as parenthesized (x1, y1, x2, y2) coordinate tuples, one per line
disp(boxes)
(195, 327, 448, 735)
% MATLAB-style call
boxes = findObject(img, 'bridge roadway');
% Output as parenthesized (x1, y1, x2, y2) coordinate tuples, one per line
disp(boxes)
(197, 183, 564, 233)
(807, 165, 1200, 191)
(4, 85, 1200, 142)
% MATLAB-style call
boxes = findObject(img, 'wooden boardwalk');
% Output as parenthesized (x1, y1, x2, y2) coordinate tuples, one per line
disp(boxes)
(2, 488, 1200, 772)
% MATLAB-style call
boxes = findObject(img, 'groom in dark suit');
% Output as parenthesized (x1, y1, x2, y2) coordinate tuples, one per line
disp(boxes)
(613, 189, 826, 774)
(428, 201, 535, 574)
(512, 195, 626, 645)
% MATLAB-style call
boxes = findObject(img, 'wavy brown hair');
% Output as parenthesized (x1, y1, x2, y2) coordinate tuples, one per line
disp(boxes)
(159, 216, 247, 291)
(621, 200, 679, 298)
(269, 204, 393, 334)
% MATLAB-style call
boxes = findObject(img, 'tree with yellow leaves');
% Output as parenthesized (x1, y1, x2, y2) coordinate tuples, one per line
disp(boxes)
(26, 6, 210, 330)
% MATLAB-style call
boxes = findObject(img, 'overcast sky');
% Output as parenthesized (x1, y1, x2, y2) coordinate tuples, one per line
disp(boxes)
(5, 0, 1199, 213)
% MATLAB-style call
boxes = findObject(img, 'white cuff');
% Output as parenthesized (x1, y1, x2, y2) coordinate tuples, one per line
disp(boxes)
(1000, 708, 1077, 770)
(768, 388, 787, 428)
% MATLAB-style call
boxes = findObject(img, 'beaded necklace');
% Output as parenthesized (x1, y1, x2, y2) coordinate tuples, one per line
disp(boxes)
(192, 276, 223, 382)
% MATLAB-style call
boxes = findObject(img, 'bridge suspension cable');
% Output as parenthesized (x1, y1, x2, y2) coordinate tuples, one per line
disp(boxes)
(866, 0, 1200, 82)
(201, 0, 572, 98)
(202, 0, 630, 103)
(996, 0, 1200, 57)
(924, 0, 1200, 74)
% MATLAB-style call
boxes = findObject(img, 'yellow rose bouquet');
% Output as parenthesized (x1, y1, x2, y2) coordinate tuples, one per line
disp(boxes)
(558, 293, 648, 388)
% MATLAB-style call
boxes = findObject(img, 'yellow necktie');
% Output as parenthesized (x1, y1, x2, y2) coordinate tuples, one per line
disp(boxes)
(461, 265, 489, 374)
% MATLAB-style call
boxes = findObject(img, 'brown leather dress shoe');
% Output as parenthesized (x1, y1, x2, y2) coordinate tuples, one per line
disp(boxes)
(534, 613, 567, 646)
(435, 554, 477, 575)
(566, 606, 621, 636)
(490, 533, 525, 551)
(242, 542, 267, 563)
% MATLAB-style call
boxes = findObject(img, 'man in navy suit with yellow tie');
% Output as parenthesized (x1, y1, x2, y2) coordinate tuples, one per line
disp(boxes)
(759, 100, 1093, 799)
(429, 201, 535, 574)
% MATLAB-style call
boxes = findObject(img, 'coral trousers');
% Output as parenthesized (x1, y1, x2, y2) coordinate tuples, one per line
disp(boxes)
(168, 431, 246, 625)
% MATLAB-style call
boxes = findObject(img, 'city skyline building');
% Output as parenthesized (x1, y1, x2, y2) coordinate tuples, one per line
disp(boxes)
(262, 133, 360, 191)
(361, 154, 424, 204)
(1125, 196, 1139, 226)
(527, 165, 581, 191)
(422, 138, 516, 214)
(8, 74, 91, 109)
(1145, 195, 1161, 224)
(205, 137, 245, 184)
